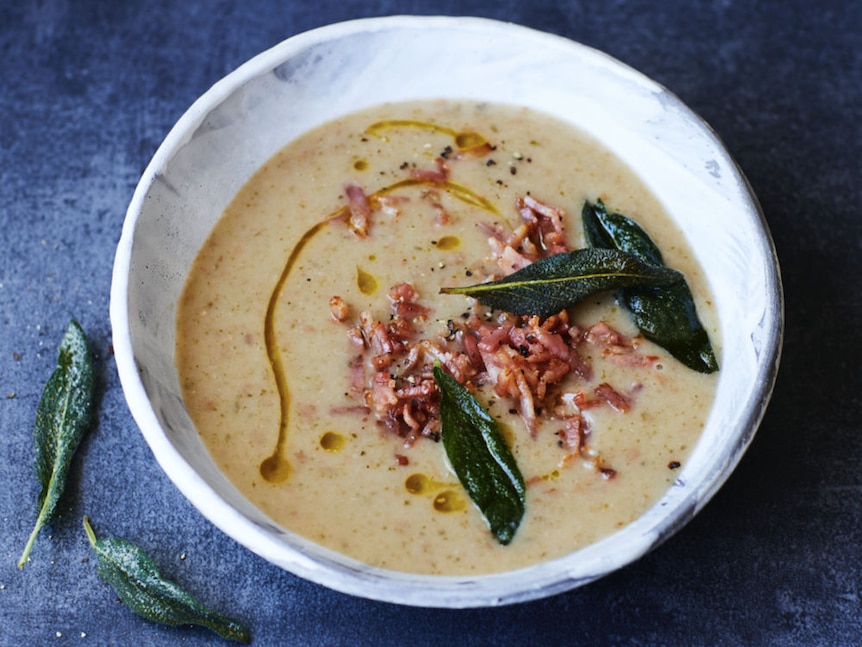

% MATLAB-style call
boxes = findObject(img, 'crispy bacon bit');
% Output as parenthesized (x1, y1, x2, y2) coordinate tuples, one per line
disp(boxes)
(395, 454, 409, 466)
(410, 157, 450, 183)
(585, 321, 633, 352)
(594, 382, 632, 413)
(561, 414, 586, 454)
(368, 371, 398, 411)
(518, 195, 568, 255)
(344, 182, 372, 238)
(599, 466, 618, 480)
(571, 390, 597, 409)
(483, 196, 571, 275)
(606, 352, 660, 367)
(365, 316, 396, 356)
(389, 283, 430, 320)
(497, 243, 535, 274)
(346, 326, 365, 349)
(329, 295, 349, 322)
(461, 332, 484, 370)
(585, 321, 658, 367)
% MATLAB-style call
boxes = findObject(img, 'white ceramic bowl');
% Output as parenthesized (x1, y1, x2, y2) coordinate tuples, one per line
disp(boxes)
(110, 16, 783, 607)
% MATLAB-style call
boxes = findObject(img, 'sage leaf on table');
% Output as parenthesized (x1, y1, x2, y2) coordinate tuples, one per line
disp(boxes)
(440, 247, 682, 318)
(83, 517, 251, 644)
(18, 319, 96, 568)
(582, 199, 719, 373)
(433, 364, 526, 545)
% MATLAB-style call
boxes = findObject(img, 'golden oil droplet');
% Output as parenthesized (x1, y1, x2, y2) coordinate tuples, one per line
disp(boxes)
(353, 159, 368, 171)
(454, 132, 487, 149)
(356, 267, 378, 295)
(435, 235, 461, 251)
(320, 431, 346, 452)
(259, 454, 291, 483)
(433, 490, 466, 512)
(405, 473, 431, 495)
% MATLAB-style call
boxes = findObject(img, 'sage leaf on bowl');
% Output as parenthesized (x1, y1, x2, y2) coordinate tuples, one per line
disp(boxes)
(83, 517, 251, 644)
(434, 364, 526, 545)
(582, 199, 719, 373)
(440, 248, 682, 319)
(18, 319, 96, 568)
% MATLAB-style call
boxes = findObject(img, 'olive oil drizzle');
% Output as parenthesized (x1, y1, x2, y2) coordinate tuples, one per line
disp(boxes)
(259, 221, 329, 483)
(365, 120, 489, 152)
(366, 119, 461, 138)
(259, 123, 497, 483)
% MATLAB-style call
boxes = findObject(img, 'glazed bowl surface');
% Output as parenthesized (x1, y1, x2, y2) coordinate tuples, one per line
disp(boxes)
(110, 15, 783, 607)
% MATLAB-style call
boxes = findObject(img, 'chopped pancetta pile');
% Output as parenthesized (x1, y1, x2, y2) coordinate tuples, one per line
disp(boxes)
(331, 190, 659, 473)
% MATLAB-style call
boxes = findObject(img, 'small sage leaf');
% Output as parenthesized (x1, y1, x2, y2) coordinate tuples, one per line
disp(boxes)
(440, 248, 682, 318)
(18, 319, 96, 568)
(83, 517, 251, 644)
(433, 364, 526, 545)
(582, 199, 719, 373)
(582, 199, 664, 266)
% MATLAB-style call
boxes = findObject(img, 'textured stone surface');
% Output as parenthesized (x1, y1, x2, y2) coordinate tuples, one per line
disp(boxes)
(1, 1, 860, 645)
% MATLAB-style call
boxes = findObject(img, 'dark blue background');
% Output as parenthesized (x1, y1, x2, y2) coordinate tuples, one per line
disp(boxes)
(2, 1, 860, 645)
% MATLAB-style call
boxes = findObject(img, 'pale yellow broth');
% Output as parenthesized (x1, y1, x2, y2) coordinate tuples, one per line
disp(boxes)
(176, 100, 719, 575)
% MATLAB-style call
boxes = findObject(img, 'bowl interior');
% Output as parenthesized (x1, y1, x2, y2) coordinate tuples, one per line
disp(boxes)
(110, 16, 783, 607)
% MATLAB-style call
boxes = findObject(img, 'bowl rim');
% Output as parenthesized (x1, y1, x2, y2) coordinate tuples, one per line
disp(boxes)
(110, 14, 784, 607)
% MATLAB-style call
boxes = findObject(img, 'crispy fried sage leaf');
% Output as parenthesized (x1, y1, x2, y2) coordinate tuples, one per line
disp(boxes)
(433, 364, 525, 545)
(440, 247, 682, 318)
(83, 517, 251, 644)
(582, 199, 719, 373)
(18, 319, 96, 568)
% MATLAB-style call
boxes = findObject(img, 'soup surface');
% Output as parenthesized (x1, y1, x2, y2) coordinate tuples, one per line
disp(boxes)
(176, 100, 719, 575)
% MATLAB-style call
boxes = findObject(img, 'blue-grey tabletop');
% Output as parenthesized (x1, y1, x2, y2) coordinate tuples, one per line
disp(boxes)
(2, 1, 860, 645)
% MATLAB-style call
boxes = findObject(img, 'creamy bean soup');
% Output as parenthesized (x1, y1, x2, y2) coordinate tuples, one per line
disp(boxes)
(176, 100, 719, 575)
